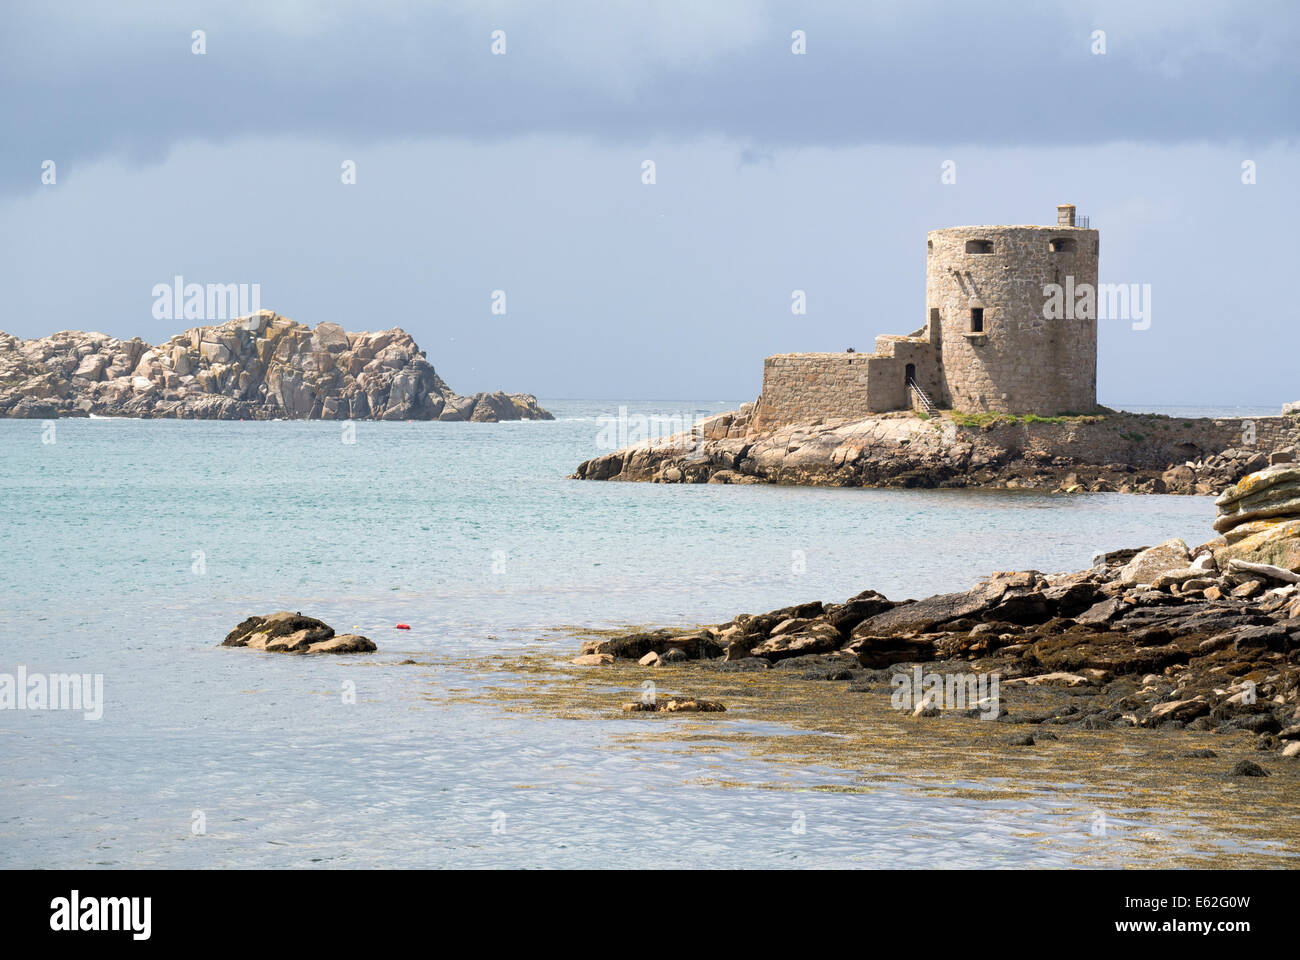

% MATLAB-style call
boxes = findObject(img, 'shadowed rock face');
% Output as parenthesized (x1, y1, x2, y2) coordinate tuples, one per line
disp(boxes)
(0, 311, 552, 422)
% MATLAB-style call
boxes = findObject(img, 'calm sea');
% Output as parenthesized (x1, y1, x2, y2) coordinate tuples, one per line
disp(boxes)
(0, 401, 1281, 867)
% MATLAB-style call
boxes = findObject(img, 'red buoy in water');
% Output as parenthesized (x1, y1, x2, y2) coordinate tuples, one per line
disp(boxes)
(396, 623, 411, 630)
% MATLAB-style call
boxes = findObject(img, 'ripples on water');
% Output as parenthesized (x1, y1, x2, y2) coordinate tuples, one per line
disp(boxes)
(0, 401, 1259, 867)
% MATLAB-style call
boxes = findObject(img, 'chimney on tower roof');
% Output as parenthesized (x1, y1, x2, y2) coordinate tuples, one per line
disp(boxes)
(1057, 204, 1076, 227)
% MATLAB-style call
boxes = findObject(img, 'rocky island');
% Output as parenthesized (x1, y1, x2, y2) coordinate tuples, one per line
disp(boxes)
(0, 310, 551, 422)
(572, 465, 1300, 765)
(576, 206, 1299, 494)
(574, 405, 1300, 496)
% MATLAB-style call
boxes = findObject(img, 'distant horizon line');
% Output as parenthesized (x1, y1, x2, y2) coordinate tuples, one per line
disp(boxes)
(529, 398, 1293, 409)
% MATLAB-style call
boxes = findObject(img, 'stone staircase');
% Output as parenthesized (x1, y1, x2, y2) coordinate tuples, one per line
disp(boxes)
(908, 377, 939, 416)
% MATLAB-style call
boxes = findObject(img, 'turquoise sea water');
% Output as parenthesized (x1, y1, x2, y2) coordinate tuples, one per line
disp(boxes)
(0, 401, 1272, 868)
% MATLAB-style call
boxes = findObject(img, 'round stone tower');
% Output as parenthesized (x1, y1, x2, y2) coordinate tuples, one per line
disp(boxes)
(925, 205, 1099, 415)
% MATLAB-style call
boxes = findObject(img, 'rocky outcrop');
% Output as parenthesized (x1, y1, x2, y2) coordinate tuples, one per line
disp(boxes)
(575, 467, 1300, 756)
(222, 611, 376, 654)
(1214, 465, 1300, 533)
(572, 404, 1300, 497)
(1211, 465, 1300, 573)
(0, 311, 551, 422)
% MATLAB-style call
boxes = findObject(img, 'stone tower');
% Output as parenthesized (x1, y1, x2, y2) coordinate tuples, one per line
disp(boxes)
(924, 204, 1099, 415)
(749, 205, 1101, 431)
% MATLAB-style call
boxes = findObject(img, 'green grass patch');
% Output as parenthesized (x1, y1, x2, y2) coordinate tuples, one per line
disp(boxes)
(947, 410, 1107, 429)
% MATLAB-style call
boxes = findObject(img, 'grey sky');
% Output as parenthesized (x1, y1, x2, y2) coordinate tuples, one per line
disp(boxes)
(1, 1, 1296, 404)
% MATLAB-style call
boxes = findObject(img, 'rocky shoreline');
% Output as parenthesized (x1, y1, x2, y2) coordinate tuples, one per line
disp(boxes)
(0, 310, 551, 422)
(570, 465, 1300, 767)
(574, 404, 1300, 496)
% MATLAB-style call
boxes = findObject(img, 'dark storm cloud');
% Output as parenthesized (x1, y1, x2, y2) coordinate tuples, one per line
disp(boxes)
(2, 0, 1296, 194)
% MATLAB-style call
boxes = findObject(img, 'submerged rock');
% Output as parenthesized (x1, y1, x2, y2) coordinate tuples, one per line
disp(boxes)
(222, 611, 376, 654)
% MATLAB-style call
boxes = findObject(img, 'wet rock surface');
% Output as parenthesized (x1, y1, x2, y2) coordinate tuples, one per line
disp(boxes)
(0, 311, 551, 422)
(573, 468, 1300, 758)
(222, 611, 376, 654)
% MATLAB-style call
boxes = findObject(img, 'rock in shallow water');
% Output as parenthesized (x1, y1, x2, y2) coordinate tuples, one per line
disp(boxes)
(570, 653, 614, 666)
(570, 463, 1300, 756)
(222, 611, 376, 654)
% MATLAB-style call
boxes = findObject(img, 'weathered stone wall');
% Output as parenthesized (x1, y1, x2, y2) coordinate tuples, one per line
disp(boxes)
(927, 225, 1098, 415)
(753, 335, 954, 430)
(752, 353, 876, 429)
(752, 332, 947, 430)
(878, 335, 945, 412)
(964, 414, 1300, 467)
